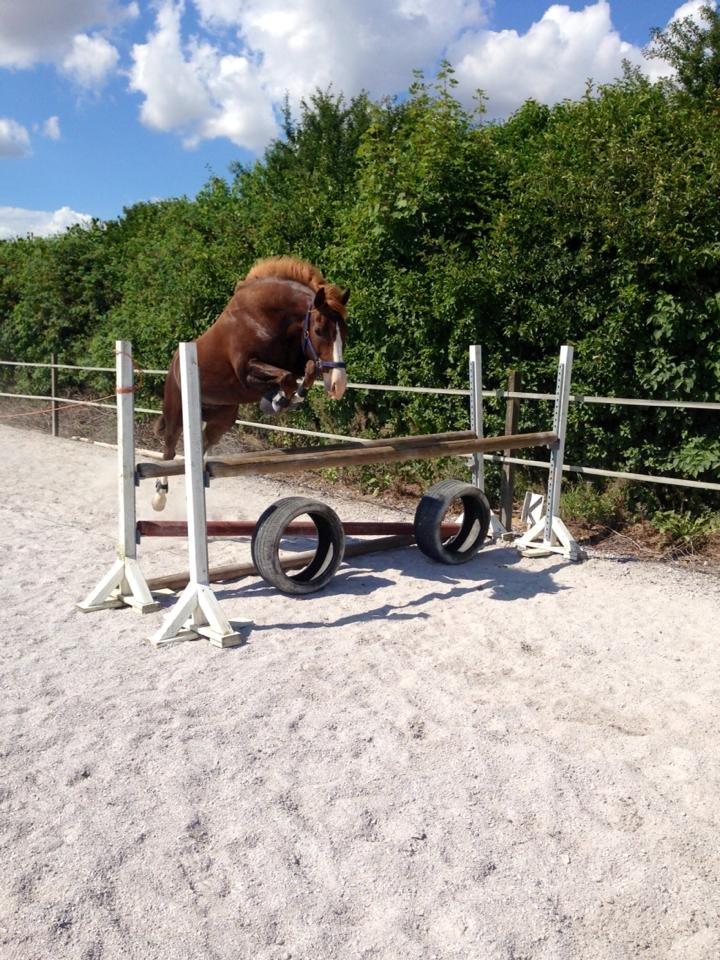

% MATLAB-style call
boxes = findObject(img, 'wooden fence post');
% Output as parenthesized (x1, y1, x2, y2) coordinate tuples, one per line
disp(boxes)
(500, 370, 520, 531)
(50, 353, 59, 437)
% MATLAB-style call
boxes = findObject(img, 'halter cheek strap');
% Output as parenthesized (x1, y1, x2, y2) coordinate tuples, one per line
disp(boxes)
(302, 303, 347, 372)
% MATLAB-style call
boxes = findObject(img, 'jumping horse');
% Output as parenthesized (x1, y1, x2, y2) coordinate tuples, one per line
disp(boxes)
(152, 256, 349, 511)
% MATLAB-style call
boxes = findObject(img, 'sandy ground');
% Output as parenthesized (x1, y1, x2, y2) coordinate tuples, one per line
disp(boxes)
(1, 422, 720, 960)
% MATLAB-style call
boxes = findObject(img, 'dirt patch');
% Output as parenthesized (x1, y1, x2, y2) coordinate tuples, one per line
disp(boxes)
(2, 421, 720, 960)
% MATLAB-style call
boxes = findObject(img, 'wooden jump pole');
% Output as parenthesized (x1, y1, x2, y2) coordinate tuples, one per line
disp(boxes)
(136, 429, 480, 479)
(137, 519, 462, 538)
(136, 430, 557, 481)
(146, 534, 415, 594)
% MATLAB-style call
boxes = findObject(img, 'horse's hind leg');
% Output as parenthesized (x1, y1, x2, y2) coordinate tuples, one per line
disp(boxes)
(203, 405, 240, 453)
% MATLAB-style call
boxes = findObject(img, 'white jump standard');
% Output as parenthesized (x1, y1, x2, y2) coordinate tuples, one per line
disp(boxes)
(148, 342, 248, 648)
(76, 342, 159, 615)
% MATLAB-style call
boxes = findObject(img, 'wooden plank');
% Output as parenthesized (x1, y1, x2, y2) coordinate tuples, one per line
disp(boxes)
(135, 430, 478, 479)
(146, 534, 415, 593)
(137, 519, 462, 538)
(500, 371, 521, 531)
(205, 432, 558, 479)
(136, 431, 557, 480)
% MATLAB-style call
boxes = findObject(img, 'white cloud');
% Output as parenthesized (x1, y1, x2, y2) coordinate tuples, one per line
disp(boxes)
(128, 0, 487, 150)
(0, 0, 133, 68)
(0, 205, 92, 239)
(61, 32, 119, 88)
(42, 116, 61, 140)
(642, 0, 718, 81)
(450, 1, 720, 118)
(0, 118, 31, 157)
(129, 2, 276, 150)
(450, 1, 642, 118)
(193, 0, 485, 103)
(669, 0, 713, 23)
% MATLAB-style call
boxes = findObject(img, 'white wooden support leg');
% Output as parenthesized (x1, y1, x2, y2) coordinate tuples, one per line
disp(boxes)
(149, 342, 249, 648)
(469, 345, 506, 540)
(77, 340, 160, 614)
(516, 345, 582, 562)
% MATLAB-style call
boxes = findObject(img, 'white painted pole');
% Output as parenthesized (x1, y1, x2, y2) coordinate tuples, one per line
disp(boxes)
(77, 340, 159, 613)
(469, 344, 484, 490)
(149, 342, 246, 647)
(117, 340, 138, 565)
(179, 341, 211, 591)
(469, 344, 506, 538)
(543, 345, 573, 546)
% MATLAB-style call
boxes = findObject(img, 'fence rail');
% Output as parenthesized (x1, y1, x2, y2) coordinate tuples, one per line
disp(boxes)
(0, 356, 718, 494)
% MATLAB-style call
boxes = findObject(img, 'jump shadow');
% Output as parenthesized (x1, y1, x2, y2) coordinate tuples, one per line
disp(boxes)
(213, 543, 572, 633)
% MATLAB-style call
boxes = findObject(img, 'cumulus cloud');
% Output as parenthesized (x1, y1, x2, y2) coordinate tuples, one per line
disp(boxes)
(449, 2, 641, 117)
(643, 0, 718, 81)
(128, 0, 488, 150)
(449, 0, 720, 118)
(0, 118, 31, 157)
(129, 2, 276, 150)
(0, 205, 92, 239)
(61, 33, 119, 88)
(193, 0, 485, 102)
(0, 0, 133, 68)
(42, 116, 61, 140)
(669, 0, 714, 23)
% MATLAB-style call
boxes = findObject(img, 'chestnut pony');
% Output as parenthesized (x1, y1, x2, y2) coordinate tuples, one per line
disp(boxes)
(152, 256, 349, 511)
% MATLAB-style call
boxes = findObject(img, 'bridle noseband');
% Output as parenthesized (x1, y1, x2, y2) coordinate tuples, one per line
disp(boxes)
(302, 303, 346, 373)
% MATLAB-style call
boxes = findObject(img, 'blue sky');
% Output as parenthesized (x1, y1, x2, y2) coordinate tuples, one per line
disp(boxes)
(0, 0, 706, 238)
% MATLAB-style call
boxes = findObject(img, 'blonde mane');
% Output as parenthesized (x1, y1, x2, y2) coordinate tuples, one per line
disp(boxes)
(241, 256, 347, 313)
(244, 256, 326, 290)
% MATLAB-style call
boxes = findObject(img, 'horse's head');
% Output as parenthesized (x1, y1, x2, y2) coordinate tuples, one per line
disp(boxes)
(304, 285, 350, 400)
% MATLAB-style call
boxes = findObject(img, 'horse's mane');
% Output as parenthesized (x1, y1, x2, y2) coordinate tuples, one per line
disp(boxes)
(244, 256, 326, 290)
(240, 256, 348, 314)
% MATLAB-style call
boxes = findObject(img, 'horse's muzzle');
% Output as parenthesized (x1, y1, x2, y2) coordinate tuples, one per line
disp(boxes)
(324, 366, 347, 400)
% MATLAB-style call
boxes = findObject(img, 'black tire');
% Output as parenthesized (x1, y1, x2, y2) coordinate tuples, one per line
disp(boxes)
(251, 497, 345, 595)
(414, 480, 490, 564)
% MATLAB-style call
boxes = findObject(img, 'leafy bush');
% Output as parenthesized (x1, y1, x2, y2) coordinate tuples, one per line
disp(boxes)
(651, 509, 719, 552)
(1, 52, 719, 511)
(560, 480, 627, 527)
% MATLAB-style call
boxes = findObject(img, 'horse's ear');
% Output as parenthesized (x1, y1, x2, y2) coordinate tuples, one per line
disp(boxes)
(313, 287, 327, 308)
(340, 287, 351, 305)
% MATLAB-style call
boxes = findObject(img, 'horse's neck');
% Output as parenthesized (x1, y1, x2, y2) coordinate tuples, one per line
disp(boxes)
(244, 277, 314, 299)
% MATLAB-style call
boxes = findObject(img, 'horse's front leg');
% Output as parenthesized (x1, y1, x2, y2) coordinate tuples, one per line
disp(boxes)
(246, 359, 301, 414)
(291, 360, 317, 407)
(152, 372, 182, 512)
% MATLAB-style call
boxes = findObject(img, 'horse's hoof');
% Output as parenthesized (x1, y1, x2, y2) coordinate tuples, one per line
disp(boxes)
(151, 492, 167, 512)
(272, 394, 291, 413)
(259, 395, 277, 415)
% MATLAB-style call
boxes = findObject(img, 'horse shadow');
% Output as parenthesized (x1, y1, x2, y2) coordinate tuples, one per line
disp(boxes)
(213, 542, 572, 633)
